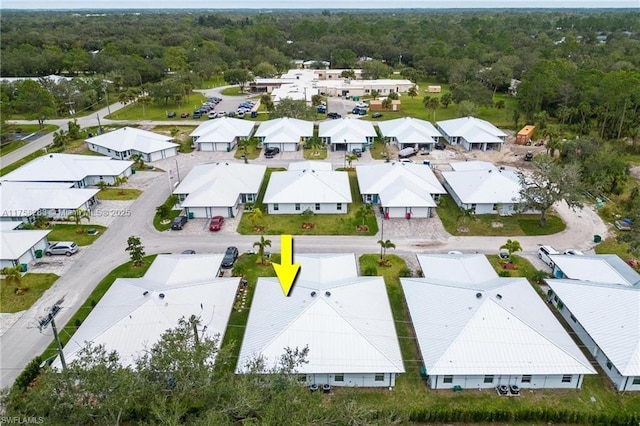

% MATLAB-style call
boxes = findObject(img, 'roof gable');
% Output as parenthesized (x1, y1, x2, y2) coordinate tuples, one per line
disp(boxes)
(318, 118, 376, 143)
(190, 117, 255, 143)
(85, 127, 177, 154)
(0, 230, 50, 260)
(550, 255, 640, 286)
(356, 163, 445, 199)
(442, 168, 522, 204)
(263, 170, 352, 204)
(437, 117, 506, 142)
(378, 117, 441, 143)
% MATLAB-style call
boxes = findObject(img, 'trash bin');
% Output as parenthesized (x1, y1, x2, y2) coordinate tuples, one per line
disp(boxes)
(131, 168, 136, 174)
(594, 235, 602, 243)
(35, 249, 43, 258)
(251, 111, 257, 118)
(20, 263, 28, 272)
(188, 212, 194, 220)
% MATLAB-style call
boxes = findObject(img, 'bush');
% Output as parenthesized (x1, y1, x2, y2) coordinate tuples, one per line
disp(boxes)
(498, 270, 511, 277)
(363, 266, 377, 276)
(11, 356, 42, 393)
(398, 267, 412, 277)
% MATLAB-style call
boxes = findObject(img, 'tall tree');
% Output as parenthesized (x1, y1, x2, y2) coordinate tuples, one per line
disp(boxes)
(377, 239, 396, 261)
(126, 236, 146, 267)
(422, 96, 439, 122)
(253, 235, 271, 265)
(224, 68, 252, 92)
(499, 239, 522, 261)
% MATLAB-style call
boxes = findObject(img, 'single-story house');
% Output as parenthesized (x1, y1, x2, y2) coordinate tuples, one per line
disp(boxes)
(401, 254, 595, 390)
(547, 264, 640, 391)
(437, 117, 507, 151)
(377, 117, 442, 151)
(254, 118, 314, 152)
(318, 118, 377, 152)
(52, 254, 237, 369)
(0, 181, 99, 223)
(0, 229, 51, 269)
(263, 168, 351, 214)
(85, 126, 178, 162)
(355, 162, 446, 219)
(237, 253, 404, 387)
(441, 162, 530, 215)
(548, 254, 640, 285)
(1, 153, 132, 188)
(173, 162, 266, 218)
(287, 160, 332, 172)
(190, 117, 255, 152)
(318, 79, 414, 98)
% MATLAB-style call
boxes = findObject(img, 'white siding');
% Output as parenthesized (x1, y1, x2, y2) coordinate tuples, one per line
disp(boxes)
(429, 374, 583, 390)
(306, 372, 396, 388)
(267, 203, 346, 215)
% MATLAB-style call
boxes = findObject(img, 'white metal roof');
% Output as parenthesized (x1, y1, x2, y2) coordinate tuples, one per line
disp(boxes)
(549, 255, 640, 286)
(442, 168, 522, 204)
(0, 230, 50, 260)
(417, 253, 498, 284)
(263, 169, 352, 204)
(288, 161, 332, 171)
(52, 254, 237, 369)
(0, 181, 99, 214)
(0, 221, 24, 231)
(449, 161, 497, 172)
(190, 117, 255, 143)
(237, 253, 404, 374)
(377, 117, 442, 144)
(548, 280, 640, 376)
(356, 162, 445, 208)
(254, 118, 314, 145)
(402, 274, 595, 376)
(318, 118, 377, 144)
(437, 117, 507, 143)
(1, 153, 132, 183)
(85, 126, 178, 154)
(174, 162, 266, 208)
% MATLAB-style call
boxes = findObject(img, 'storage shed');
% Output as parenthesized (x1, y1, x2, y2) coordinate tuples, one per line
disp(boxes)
(515, 125, 536, 145)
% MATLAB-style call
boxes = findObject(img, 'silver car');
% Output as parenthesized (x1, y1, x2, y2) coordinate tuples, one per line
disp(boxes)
(45, 242, 78, 256)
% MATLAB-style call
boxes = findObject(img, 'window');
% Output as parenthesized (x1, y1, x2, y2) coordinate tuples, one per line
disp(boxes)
(492, 204, 498, 211)
(483, 375, 494, 384)
(273, 203, 279, 211)
(561, 375, 572, 383)
(554, 295, 559, 302)
(521, 375, 532, 383)
(570, 314, 577, 323)
(335, 374, 344, 382)
(315, 203, 320, 211)
(295, 203, 301, 211)
(443, 376, 453, 384)
(374, 373, 384, 382)
(337, 203, 342, 211)
(606, 360, 613, 370)
(633, 377, 640, 385)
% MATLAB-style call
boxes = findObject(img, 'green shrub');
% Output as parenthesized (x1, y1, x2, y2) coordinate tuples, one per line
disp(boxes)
(363, 266, 377, 276)
(398, 267, 412, 277)
(11, 356, 42, 393)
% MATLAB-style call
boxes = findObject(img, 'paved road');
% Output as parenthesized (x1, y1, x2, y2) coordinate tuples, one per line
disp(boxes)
(0, 86, 611, 389)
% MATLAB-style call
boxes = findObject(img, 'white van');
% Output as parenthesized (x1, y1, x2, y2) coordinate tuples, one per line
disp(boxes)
(538, 245, 559, 268)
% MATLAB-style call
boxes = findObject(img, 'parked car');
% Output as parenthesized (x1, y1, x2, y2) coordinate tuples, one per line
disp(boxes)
(352, 148, 362, 157)
(171, 215, 188, 230)
(180, 112, 189, 118)
(167, 111, 176, 118)
(208, 111, 217, 119)
(447, 250, 463, 255)
(355, 102, 368, 108)
(496, 385, 509, 396)
(538, 245, 559, 268)
(509, 385, 520, 395)
(434, 142, 446, 150)
(316, 105, 327, 113)
(181, 250, 196, 254)
(351, 107, 367, 115)
(209, 216, 224, 232)
(221, 246, 239, 268)
(45, 241, 78, 256)
(614, 219, 632, 231)
(398, 147, 417, 158)
(372, 112, 383, 118)
(563, 249, 585, 256)
(237, 112, 245, 119)
(193, 111, 202, 119)
(524, 151, 534, 161)
(327, 112, 341, 119)
(264, 146, 280, 158)
(398, 158, 414, 163)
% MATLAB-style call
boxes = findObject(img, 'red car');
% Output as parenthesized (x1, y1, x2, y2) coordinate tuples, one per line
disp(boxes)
(209, 216, 224, 231)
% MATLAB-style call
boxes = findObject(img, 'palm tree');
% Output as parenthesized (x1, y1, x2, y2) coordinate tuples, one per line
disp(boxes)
(440, 92, 453, 109)
(381, 98, 393, 111)
(377, 239, 396, 261)
(407, 85, 418, 99)
(96, 180, 108, 191)
(500, 239, 522, 261)
(253, 235, 272, 265)
(33, 215, 49, 229)
(114, 175, 128, 195)
(248, 207, 264, 230)
(423, 96, 439, 123)
(371, 90, 380, 100)
(68, 208, 90, 233)
(260, 93, 275, 112)
(2, 266, 23, 294)
(356, 204, 373, 226)
(345, 153, 358, 169)
(130, 153, 144, 169)
(53, 130, 70, 150)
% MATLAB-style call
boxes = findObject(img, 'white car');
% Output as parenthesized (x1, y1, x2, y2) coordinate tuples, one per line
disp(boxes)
(45, 242, 78, 256)
(563, 249, 585, 256)
(447, 250, 463, 255)
(356, 102, 368, 108)
(398, 159, 414, 163)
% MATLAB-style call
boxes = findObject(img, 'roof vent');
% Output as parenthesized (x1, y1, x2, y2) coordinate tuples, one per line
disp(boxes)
(50, 154, 54, 158)
(488, 169, 492, 173)
(325, 291, 331, 297)
(496, 294, 503, 299)
(159, 293, 165, 299)
(476, 292, 482, 298)
(310, 291, 317, 297)
(143, 291, 149, 296)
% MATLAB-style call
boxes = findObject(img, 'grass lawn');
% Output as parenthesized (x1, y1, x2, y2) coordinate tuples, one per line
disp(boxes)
(437, 195, 565, 236)
(198, 74, 226, 89)
(595, 237, 637, 261)
(154, 209, 182, 232)
(369, 139, 390, 160)
(234, 140, 262, 160)
(302, 147, 327, 160)
(237, 169, 378, 236)
(105, 93, 206, 121)
(0, 125, 58, 156)
(0, 273, 59, 313)
(41, 255, 156, 361)
(47, 224, 107, 246)
(486, 254, 541, 280)
(152, 125, 197, 154)
(96, 188, 142, 200)
(220, 86, 244, 96)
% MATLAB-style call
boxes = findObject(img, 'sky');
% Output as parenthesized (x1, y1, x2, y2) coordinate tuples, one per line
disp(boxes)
(2, 0, 639, 9)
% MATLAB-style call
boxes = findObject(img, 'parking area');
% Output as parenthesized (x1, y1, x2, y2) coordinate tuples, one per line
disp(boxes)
(164, 208, 245, 237)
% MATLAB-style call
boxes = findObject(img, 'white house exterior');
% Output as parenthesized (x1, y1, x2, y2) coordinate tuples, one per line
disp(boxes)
(437, 117, 507, 151)
(254, 118, 314, 152)
(356, 162, 446, 219)
(52, 254, 237, 369)
(85, 127, 178, 162)
(190, 118, 255, 152)
(237, 253, 404, 388)
(263, 169, 351, 214)
(318, 118, 377, 152)
(1, 153, 132, 187)
(0, 230, 51, 269)
(317, 78, 414, 98)
(442, 162, 529, 215)
(0, 181, 99, 223)
(288, 161, 332, 172)
(548, 254, 640, 285)
(377, 117, 442, 151)
(402, 254, 595, 390)
(173, 163, 266, 218)
(547, 278, 640, 392)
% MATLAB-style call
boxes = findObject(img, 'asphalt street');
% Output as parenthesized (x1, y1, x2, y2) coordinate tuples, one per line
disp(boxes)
(0, 88, 611, 389)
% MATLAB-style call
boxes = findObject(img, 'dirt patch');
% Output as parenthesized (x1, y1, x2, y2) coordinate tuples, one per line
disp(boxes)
(457, 226, 469, 233)
(491, 222, 504, 228)
(301, 223, 315, 229)
(356, 225, 369, 232)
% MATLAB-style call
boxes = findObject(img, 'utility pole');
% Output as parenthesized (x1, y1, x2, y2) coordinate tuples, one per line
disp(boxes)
(175, 159, 181, 183)
(379, 213, 385, 260)
(39, 304, 66, 370)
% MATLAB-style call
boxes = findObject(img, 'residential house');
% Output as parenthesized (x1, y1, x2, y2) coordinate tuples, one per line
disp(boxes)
(263, 168, 351, 214)
(237, 253, 404, 387)
(52, 254, 237, 368)
(548, 254, 640, 285)
(173, 162, 266, 218)
(377, 117, 442, 151)
(401, 254, 595, 390)
(441, 161, 530, 215)
(85, 127, 178, 162)
(356, 162, 446, 219)
(318, 118, 376, 152)
(1, 153, 132, 187)
(288, 161, 332, 172)
(0, 229, 51, 269)
(190, 118, 255, 152)
(437, 117, 507, 151)
(254, 118, 314, 152)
